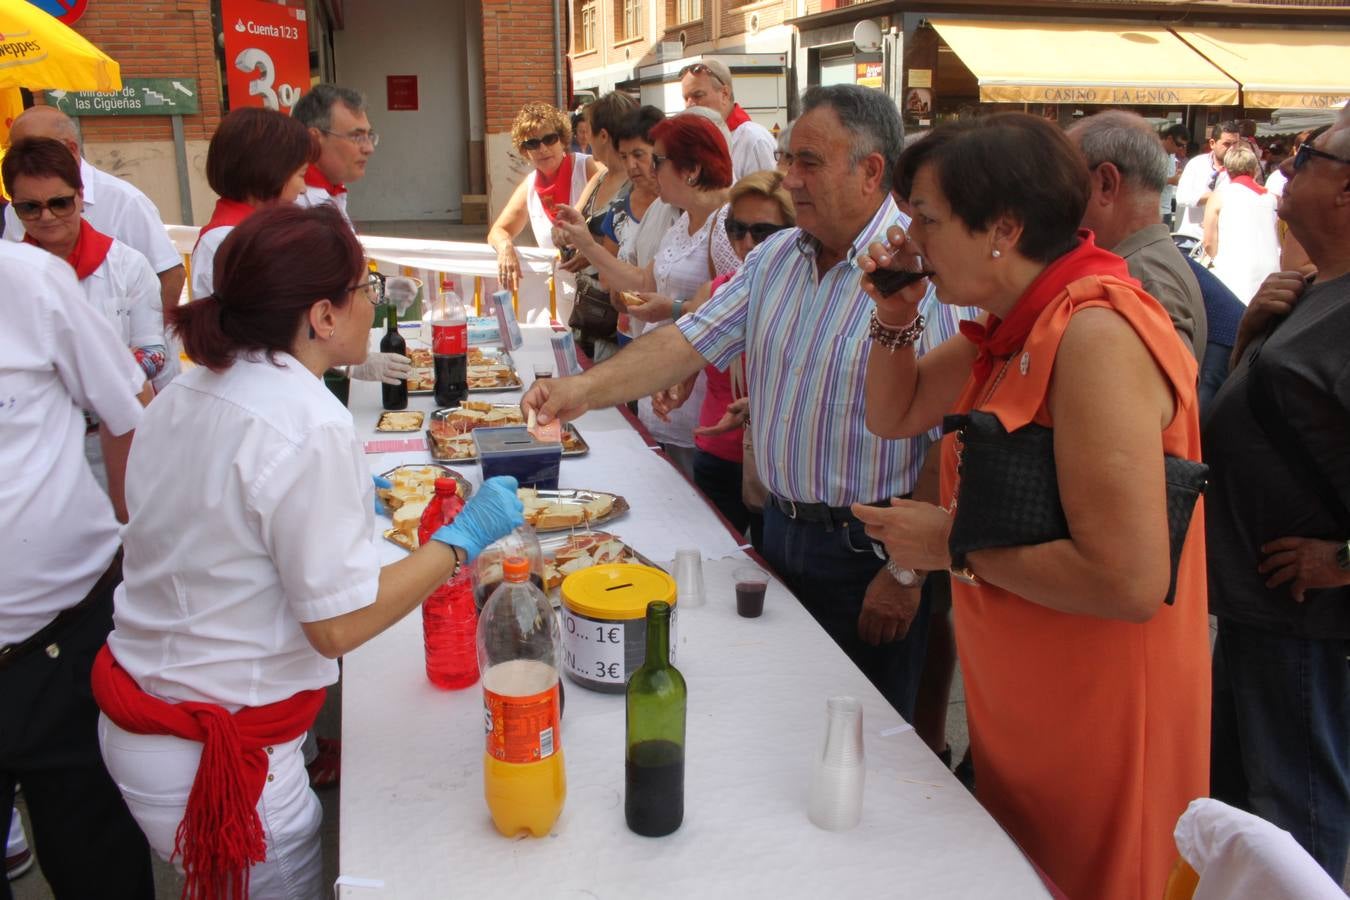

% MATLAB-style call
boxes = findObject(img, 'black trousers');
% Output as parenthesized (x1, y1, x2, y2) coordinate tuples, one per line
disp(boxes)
(1, 572, 154, 900)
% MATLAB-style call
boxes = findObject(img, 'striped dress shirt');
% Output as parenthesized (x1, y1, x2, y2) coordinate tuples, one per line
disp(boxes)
(677, 194, 970, 507)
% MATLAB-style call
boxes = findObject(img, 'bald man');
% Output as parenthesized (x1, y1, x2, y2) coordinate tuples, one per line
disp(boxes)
(5, 107, 185, 388)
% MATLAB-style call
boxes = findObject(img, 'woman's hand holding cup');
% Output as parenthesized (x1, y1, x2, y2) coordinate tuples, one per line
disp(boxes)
(859, 224, 930, 327)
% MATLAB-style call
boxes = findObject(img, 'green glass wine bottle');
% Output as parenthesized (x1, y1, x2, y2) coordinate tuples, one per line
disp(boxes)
(380, 304, 408, 410)
(625, 600, 685, 837)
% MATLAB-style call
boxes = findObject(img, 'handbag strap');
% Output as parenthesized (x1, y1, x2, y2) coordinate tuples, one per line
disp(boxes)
(1245, 337, 1350, 534)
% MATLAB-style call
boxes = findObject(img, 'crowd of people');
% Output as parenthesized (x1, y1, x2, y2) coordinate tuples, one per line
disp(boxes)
(2, 65, 1347, 900)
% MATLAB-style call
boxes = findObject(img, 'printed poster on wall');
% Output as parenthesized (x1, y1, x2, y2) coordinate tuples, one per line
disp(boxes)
(222, 0, 309, 114)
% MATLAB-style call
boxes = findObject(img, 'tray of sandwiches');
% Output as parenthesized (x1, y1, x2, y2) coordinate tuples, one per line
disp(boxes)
(426, 403, 588, 462)
(538, 530, 661, 594)
(403, 347, 521, 394)
(519, 487, 627, 533)
(378, 464, 473, 551)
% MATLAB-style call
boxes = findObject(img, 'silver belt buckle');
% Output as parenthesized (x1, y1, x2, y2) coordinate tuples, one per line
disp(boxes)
(783, 497, 799, 520)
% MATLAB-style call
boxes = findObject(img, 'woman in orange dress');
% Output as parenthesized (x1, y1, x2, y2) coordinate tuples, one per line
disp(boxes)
(850, 114, 1210, 898)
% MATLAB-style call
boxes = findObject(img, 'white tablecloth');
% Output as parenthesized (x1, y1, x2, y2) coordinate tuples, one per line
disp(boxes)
(338, 325, 1049, 898)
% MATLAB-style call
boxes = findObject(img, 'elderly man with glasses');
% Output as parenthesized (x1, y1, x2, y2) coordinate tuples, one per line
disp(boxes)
(1203, 105, 1350, 882)
(679, 59, 777, 180)
(292, 84, 379, 228)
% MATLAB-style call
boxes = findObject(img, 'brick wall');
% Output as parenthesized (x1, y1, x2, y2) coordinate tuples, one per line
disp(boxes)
(482, 0, 566, 133)
(67, 0, 221, 143)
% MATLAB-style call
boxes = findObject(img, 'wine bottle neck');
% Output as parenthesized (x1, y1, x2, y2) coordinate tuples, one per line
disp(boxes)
(385, 306, 398, 332)
(644, 604, 670, 668)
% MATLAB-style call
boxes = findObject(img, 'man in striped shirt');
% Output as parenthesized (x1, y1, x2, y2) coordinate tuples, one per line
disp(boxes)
(522, 85, 965, 717)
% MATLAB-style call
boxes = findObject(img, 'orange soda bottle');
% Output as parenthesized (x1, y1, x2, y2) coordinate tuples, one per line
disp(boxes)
(478, 556, 566, 836)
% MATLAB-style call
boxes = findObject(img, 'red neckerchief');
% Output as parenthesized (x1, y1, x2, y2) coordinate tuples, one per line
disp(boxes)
(1231, 175, 1268, 196)
(91, 646, 325, 900)
(958, 230, 1130, 383)
(533, 153, 575, 224)
(304, 166, 347, 197)
(192, 198, 255, 254)
(725, 103, 752, 131)
(24, 218, 113, 280)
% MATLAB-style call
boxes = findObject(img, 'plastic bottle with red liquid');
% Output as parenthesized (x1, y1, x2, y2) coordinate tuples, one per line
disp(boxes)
(418, 477, 477, 689)
(432, 290, 468, 408)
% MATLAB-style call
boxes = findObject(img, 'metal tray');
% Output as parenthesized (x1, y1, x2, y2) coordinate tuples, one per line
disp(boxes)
(521, 488, 629, 533)
(374, 410, 425, 433)
(537, 531, 663, 605)
(377, 464, 473, 552)
(403, 347, 520, 394)
(425, 406, 588, 463)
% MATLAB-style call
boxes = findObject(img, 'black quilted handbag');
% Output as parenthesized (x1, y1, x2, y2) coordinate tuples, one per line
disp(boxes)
(944, 410, 1207, 604)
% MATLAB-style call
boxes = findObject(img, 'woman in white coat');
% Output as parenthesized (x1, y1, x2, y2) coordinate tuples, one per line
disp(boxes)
(92, 204, 524, 899)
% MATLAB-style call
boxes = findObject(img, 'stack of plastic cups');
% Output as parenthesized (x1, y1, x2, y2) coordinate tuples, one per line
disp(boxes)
(672, 548, 705, 608)
(807, 696, 865, 831)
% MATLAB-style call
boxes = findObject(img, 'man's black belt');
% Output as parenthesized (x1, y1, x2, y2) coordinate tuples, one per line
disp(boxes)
(768, 493, 861, 526)
(0, 549, 121, 672)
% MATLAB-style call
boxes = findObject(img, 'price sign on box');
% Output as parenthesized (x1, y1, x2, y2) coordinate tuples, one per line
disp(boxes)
(560, 611, 625, 685)
(223, 0, 309, 114)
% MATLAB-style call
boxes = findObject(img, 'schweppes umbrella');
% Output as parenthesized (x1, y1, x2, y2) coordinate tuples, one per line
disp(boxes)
(0, 0, 121, 92)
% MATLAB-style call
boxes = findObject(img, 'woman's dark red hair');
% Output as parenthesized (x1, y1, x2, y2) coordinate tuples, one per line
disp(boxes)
(206, 108, 318, 202)
(650, 114, 733, 190)
(169, 204, 364, 371)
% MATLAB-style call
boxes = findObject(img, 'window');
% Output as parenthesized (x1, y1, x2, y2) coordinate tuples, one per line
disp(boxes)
(579, 0, 597, 52)
(677, 0, 702, 23)
(619, 0, 642, 41)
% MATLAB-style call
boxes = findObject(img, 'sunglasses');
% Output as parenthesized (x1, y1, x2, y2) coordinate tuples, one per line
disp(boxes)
(725, 217, 789, 244)
(1292, 143, 1350, 171)
(12, 194, 78, 221)
(678, 63, 724, 86)
(519, 132, 562, 152)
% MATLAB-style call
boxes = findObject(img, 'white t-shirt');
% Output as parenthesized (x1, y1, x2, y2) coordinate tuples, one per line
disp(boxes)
(5, 159, 181, 275)
(1265, 169, 1288, 198)
(0, 243, 146, 644)
(189, 226, 232, 300)
(729, 119, 777, 181)
(1174, 153, 1229, 239)
(1160, 154, 1179, 219)
(109, 352, 381, 708)
(82, 239, 164, 352)
(296, 184, 352, 227)
(638, 205, 740, 447)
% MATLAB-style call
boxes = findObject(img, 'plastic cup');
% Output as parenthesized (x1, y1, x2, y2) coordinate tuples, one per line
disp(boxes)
(672, 548, 705, 608)
(532, 363, 554, 380)
(807, 696, 864, 831)
(733, 565, 768, 618)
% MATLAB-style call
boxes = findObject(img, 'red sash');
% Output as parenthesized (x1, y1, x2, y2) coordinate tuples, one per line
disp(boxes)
(726, 103, 752, 131)
(92, 646, 325, 900)
(304, 166, 346, 197)
(192, 198, 254, 254)
(23, 218, 113, 280)
(533, 153, 575, 224)
(1232, 175, 1268, 196)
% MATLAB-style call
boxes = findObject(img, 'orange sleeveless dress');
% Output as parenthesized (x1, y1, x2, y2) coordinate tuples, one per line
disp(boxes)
(940, 274, 1211, 899)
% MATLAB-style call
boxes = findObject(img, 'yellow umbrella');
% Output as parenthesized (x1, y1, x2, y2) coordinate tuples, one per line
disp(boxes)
(0, 0, 121, 92)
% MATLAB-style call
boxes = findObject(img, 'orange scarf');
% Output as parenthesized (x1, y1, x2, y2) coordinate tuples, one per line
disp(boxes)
(92, 646, 325, 900)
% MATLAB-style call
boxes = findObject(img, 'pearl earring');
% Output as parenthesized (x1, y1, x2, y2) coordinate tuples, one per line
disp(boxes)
(992, 249, 1002, 259)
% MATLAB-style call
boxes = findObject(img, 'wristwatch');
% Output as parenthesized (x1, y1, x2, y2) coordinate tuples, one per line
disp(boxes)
(885, 559, 923, 587)
(1337, 540, 1350, 571)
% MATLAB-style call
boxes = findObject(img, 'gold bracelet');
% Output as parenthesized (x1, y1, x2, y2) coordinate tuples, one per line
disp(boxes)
(949, 565, 982, 586)
(868, 310, 926, 352)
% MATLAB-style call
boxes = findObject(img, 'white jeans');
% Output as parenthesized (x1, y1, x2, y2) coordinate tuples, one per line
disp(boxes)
(98, 716, 323, 899)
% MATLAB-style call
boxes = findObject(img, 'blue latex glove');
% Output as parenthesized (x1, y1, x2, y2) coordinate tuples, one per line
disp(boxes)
(373, 475, 392, 516)
(431, 476, 525, 561)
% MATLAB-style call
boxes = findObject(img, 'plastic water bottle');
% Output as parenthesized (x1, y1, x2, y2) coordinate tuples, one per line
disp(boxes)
(479, 556, 566, 836)
(432, 290, 468, 408)
(418, 478, 477, 689)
